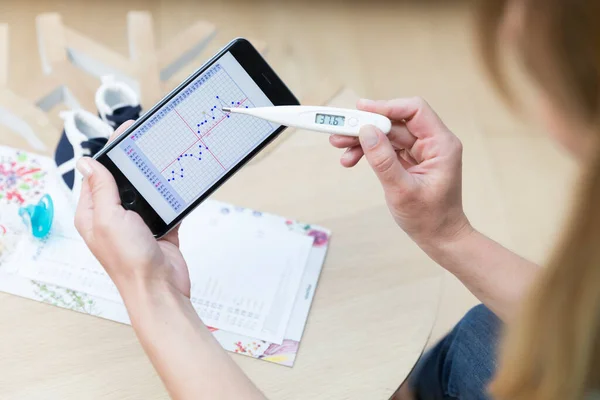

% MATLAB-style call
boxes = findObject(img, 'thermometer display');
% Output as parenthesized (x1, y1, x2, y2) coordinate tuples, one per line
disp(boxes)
(315, 113, 345, 126)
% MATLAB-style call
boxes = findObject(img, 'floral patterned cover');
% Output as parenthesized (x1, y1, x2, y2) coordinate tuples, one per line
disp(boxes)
(0, 146, 330, 367)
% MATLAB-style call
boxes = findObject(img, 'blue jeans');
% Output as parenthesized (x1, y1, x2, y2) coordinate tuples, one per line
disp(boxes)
(409, 304, 502, 400)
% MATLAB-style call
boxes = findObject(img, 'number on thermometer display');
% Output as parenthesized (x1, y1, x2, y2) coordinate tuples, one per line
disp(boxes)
(315, 113, 345, 126)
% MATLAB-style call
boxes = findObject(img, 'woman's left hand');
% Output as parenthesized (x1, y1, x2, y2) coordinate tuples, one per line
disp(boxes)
(73, 122, 265, 400)
(74, 121, 191, 300)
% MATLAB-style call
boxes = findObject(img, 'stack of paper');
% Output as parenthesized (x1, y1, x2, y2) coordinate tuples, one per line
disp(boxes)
(180, 204, 315, 344)
(0, 145, 330, 366)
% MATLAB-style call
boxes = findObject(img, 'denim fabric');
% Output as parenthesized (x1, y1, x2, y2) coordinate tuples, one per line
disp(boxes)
(410, 304, 502, 400)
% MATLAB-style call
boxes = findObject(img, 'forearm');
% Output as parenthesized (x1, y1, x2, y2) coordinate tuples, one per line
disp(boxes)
(420, 227, 541, 321)
(121, 280, 266, 400)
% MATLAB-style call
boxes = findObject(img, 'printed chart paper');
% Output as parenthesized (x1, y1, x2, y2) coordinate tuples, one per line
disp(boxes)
(14, 156, 315, 344)
(180, 202, 313, 344)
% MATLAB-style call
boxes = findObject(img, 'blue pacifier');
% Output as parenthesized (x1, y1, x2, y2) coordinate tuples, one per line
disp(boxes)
(18, 194, 54, 238)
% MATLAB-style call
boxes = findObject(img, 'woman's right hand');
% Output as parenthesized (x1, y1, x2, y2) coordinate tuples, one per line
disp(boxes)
(330, 97, 473, 249)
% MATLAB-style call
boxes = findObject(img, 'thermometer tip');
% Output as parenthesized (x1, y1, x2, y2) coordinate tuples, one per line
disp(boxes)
(222, 107, 232, 112)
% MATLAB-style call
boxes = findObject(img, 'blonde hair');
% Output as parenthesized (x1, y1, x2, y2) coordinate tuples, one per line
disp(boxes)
(477, 1, 600, 399)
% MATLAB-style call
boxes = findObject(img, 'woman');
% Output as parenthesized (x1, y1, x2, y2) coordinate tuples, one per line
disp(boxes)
(73, 0, 599, 399)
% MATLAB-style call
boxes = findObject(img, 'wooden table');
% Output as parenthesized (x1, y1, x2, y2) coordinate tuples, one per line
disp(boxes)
(0, 88, 443, 400)
(0, 2, 450, 398)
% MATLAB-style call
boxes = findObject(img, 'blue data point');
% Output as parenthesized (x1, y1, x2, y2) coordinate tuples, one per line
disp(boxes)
(19, 194, 53, 238)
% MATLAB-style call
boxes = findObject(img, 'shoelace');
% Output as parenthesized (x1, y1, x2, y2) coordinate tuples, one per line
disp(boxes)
(105, 105, 142, 129)
(81, 137, 109, 157)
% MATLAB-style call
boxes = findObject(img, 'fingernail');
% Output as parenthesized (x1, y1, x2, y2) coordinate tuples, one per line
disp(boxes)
(76, 157, 93, 178)
(358, 98, 374, 107)
(342, 150, 353, 161)
(360, 126, 379, 149)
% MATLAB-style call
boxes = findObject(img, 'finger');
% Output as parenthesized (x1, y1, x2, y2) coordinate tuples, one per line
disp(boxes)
(109, 120, 135, 142)
(387, 122, 417, 150)
(398, 156, 414, 171)
(340, 145, 364, 168)
(357, 97, 450, 140)
(74, 177, 94, 241)
(330, 126, 416, 152)
(398, 148, 418, 166)
(161, 223, 181, 247)
(329, 134, 359, 149)
(76, 157, 121, 213)
(359, 125, 412, 189)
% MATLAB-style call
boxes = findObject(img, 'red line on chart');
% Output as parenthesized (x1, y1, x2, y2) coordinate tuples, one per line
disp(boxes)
(173, 108, 226, 171)
(201, 116, 227, 138)
(174, 109, 201, 140)
(160, 138, 200, 173)
(201, 98, 248, 139)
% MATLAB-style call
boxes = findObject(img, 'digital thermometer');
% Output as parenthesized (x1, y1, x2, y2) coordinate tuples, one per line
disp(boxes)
(222, 106, 392, 136)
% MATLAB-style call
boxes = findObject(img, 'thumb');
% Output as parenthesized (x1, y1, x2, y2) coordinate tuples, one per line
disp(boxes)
(76, 157, 121, 211)
(359, 125, 411, 189)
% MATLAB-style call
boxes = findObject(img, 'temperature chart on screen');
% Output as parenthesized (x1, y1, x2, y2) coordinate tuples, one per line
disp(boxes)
(116, 62, 275, 213)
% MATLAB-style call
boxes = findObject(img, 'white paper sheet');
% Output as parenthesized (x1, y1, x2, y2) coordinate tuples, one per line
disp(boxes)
(18, 191, 313, 343)
(9, 163, 123, 301)
(180, 202, 314, 344)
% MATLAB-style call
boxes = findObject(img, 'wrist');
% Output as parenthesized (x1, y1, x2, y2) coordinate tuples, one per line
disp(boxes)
(117, 275, 188, 322)
(108, 259, 176, 301)
(415, 215, 477, 262)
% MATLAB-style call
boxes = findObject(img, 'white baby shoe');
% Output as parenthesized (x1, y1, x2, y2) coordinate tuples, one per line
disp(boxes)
(95, 75, 142, 129)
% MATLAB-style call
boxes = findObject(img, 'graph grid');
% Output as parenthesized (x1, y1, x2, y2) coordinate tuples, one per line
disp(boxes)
(121, 63, 274, 207)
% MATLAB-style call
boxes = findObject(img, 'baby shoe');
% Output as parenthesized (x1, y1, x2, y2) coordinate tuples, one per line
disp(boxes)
(54, 110, 114, 200)
(95, 75, 142, 129)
